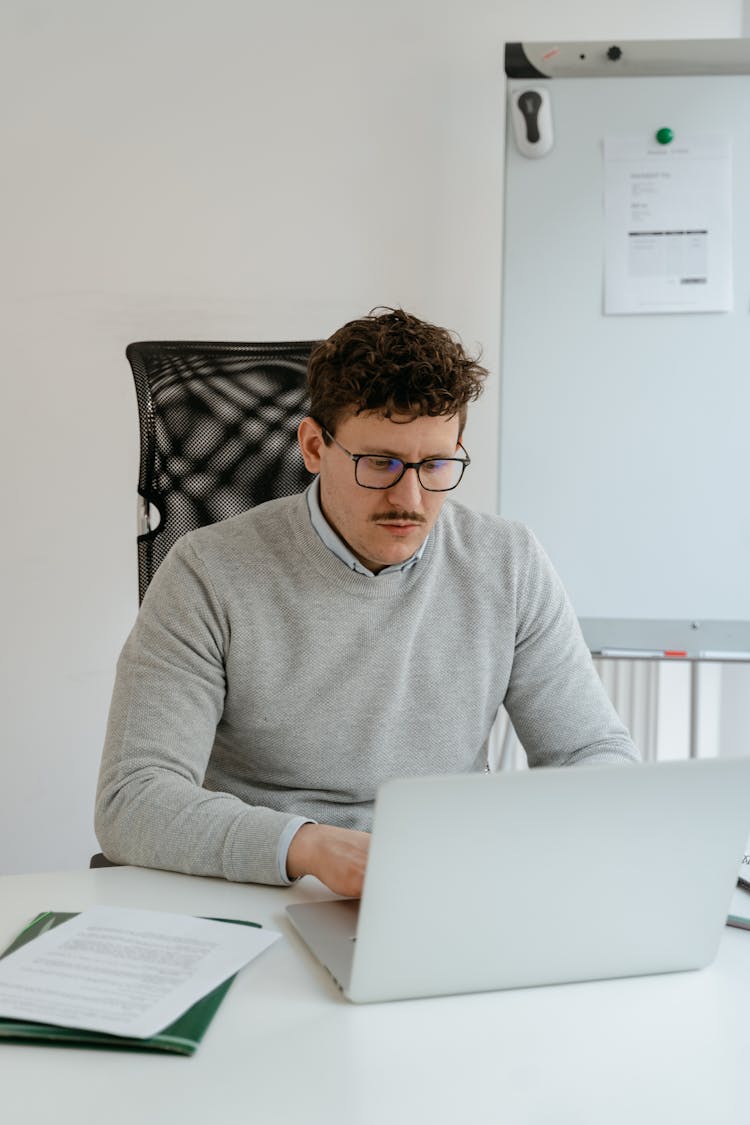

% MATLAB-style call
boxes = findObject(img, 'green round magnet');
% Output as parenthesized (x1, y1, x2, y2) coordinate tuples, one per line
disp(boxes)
(655, 127, 674, 145)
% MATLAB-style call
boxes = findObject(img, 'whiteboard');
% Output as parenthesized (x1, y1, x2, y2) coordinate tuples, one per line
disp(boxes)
(499, 40, 750, 655)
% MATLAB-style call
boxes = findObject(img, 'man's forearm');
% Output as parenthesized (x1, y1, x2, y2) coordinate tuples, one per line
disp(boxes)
(95, 767, 304, 885)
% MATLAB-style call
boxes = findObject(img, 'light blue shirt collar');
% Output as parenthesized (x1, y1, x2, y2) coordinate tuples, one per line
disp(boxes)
(306, 476, 427, 577)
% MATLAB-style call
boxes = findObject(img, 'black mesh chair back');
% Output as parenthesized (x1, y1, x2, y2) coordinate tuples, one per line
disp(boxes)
(126, 339, 319, 601)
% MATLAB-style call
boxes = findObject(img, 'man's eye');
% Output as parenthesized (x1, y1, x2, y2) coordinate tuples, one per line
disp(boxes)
(365, 457, 401, 473)
(422, 459, 449, 474)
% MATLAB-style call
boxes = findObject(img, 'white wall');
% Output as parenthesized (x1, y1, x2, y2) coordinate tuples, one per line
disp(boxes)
(1, 0, 743, 875)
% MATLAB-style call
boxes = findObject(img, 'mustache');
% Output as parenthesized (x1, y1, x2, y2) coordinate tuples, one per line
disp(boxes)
(370, 511, 426, 524)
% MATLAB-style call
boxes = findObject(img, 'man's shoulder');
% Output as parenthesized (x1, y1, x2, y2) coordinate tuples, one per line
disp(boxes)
(440, 500, 539, 554)
(174, 492, 307, 563)
(437, 503, 566, 612)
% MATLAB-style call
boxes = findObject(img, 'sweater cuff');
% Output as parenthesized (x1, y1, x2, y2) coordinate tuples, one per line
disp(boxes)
(223, 807, 314, 884)
(276, 816, 316, 884)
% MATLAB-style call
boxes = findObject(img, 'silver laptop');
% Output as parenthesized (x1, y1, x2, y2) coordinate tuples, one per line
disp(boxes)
(286, 757, 750, 1003)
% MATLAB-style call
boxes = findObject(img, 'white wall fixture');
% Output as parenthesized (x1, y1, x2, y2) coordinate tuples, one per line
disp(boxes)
(510, 87, 554, 157)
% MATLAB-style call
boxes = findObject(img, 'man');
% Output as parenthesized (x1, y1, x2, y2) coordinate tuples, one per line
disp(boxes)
(96, 308, 638, 896)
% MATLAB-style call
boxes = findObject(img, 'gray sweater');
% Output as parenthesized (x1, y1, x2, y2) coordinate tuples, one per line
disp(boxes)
(96, 491, 638, 884)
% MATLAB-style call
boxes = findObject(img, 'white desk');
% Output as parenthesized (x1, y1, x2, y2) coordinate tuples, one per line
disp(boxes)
(1, 866, 749, 1125)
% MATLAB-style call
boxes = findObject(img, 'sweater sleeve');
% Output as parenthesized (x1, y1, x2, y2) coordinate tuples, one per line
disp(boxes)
(503, 528, 640, 768)
(94, 538, 300, 884)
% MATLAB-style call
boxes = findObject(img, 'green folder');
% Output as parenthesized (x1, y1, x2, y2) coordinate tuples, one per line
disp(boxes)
(0, 910, 261, 1056)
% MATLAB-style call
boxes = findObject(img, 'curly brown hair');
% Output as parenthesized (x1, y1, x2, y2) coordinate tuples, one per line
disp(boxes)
(307, 307, 488, 438)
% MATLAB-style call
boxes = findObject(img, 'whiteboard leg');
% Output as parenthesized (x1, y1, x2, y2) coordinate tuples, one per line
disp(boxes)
(689, 661, 701, 759)
(646, 661, 660, 762)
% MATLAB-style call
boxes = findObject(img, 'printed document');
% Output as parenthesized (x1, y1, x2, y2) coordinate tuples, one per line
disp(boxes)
(604, 133, 732, 314)
(0, 906, 280, 1037)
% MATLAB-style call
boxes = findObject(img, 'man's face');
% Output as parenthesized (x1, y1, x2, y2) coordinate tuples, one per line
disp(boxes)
(299, 410, 463, 574)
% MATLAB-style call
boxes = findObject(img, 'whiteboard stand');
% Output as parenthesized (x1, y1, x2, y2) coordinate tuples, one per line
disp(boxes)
(594, 645, 746, 759)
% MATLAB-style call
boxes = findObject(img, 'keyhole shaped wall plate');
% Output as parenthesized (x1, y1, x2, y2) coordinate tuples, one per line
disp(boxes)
(510, 86, 554, 158)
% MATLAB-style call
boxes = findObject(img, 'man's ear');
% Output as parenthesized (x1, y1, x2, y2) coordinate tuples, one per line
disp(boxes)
(297, 417, 325, 473)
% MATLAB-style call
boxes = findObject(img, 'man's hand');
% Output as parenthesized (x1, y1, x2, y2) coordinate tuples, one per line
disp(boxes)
(286, 823, 371, 898)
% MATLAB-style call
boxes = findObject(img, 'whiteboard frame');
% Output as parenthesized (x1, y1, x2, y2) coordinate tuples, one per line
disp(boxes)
(501, 39, 750, 660)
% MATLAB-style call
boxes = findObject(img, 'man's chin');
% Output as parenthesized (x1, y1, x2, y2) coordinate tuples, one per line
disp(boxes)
(361, 528, 427, 571)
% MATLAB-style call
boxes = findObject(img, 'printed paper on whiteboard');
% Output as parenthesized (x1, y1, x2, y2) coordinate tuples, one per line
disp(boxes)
(604, 134, 732, 315)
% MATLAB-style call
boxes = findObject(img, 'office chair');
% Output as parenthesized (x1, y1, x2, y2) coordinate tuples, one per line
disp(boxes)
(127, 339, 318, 602)
(91, 338, 318, 868)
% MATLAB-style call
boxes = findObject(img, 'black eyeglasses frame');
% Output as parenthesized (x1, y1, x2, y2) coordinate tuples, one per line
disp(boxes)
(321, 427, 471, 492)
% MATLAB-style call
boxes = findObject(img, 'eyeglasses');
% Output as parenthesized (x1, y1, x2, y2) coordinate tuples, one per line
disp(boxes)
(322, 428, 470, 492)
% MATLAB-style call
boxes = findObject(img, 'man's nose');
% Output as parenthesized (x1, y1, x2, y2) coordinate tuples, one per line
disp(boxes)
(386, 465, 423, 507)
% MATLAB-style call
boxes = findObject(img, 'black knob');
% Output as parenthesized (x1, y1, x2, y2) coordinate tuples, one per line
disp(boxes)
(607, 46, 622, 61)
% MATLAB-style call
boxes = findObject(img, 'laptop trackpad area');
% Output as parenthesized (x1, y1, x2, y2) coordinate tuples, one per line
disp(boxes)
(286, 899, 360, 994)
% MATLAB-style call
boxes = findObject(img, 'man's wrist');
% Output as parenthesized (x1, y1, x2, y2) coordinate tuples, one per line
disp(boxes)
(278, 817, 316, 883)
(286, 822, 321, 881)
